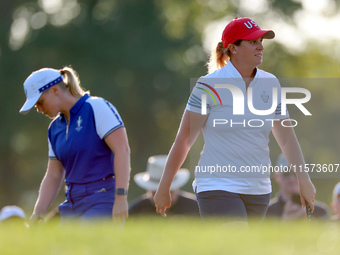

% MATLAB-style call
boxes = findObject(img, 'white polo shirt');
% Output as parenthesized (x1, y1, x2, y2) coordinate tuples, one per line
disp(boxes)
(186, 61, 289, 195)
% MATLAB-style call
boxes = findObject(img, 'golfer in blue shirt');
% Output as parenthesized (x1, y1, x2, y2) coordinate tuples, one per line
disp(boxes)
(20, 67, 130, 223)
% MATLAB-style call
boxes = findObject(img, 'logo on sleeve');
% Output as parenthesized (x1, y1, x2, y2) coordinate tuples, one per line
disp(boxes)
(75, 116, 83, 132)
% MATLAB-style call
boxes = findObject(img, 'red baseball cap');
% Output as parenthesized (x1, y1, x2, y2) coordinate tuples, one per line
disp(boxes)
(222, 17, 275, 49)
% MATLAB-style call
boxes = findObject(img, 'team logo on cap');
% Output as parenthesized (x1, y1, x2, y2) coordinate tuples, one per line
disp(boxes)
(244, 20, 258, 29)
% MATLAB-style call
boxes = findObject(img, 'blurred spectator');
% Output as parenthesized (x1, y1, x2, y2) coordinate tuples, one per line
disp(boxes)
(266, 154, 330, 220)
(0, 205, 28, 227)
(331, 182, 340, 221)
(129, 155, 199, 217)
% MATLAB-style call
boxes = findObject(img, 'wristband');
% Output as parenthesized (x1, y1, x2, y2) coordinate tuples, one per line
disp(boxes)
(115, 188, 128, 195)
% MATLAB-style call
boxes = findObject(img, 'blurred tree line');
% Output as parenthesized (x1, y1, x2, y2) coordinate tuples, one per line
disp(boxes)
(0, 0, 340, 212)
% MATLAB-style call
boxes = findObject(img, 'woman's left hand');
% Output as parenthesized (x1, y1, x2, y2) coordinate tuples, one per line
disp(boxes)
(298, 178, 316, 213)
(112, 195, 128, 224)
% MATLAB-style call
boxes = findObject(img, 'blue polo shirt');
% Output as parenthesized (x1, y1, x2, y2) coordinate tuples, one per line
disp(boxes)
(48, 94, 124, 185)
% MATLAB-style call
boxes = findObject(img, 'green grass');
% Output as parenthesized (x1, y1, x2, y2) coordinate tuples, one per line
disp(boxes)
(0, 218, 339, 255)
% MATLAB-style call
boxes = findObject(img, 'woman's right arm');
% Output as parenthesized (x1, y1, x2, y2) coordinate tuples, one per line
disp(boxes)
(31, 159, 64, 221)
(154, 110, 208, 217)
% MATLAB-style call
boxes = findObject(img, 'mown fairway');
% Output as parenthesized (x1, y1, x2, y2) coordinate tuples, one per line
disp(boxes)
(0, 218, 339, 255)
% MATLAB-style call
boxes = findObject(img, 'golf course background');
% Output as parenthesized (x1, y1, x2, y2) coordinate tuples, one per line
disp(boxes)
(0, 0, 340, 231)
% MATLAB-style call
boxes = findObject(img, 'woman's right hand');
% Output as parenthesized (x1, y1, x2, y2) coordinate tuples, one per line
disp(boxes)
(30, 213, 39, 222)
(154, 188, 171, 217)
(153, 111, 206, 218)
(29, 212, 44, 225)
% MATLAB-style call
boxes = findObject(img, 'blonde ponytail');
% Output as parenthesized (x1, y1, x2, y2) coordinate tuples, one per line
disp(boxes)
(207, 41, 229, 74)
(59, 67, 90, 96)
(206, 40, 242, 73)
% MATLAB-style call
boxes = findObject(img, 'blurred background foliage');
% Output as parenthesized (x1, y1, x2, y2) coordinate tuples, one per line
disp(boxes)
(1, 0, 340, 213)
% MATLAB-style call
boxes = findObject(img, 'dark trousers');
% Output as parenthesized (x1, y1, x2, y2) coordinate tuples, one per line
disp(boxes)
(196, 190, 270, 221)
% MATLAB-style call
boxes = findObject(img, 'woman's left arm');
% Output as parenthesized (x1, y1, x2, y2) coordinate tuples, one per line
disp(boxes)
(272, 119, 316, 212)
(105, 127, 131, 223)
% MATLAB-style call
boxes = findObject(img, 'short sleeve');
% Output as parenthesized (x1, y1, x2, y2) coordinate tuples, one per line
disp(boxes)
(87, 97, 124, 139)
(274, 79, 289, 119)
(48, 137, 57, 159)
(274, 103, 289, 119)
(186, 79, 215, 114)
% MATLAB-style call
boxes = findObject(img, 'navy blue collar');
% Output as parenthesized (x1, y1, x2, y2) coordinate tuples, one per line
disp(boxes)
(59, 94, 90, 121)
(70, 94, 90, 115)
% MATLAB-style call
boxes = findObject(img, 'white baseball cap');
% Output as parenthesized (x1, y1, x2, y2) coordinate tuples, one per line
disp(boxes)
(0, 205, 26, 221)
(134, 155, 190, 191)
(19, 68, 63, 114)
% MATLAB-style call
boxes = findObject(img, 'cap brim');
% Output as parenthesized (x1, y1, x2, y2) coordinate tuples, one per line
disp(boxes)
(19, 94, 41, 115)
(241, 30, 275, 41)
(134, 169, 190, 191)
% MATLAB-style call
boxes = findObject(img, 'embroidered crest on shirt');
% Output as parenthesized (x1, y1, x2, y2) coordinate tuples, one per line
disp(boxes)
(261, 91, 269, 103)
(75, 116, 83, 132)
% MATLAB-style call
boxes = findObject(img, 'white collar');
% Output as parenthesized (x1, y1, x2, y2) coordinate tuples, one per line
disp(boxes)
(224, 61, 259, 79)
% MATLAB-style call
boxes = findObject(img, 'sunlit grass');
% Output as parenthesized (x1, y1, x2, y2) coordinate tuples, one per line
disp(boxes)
(0, 218, 339, 255)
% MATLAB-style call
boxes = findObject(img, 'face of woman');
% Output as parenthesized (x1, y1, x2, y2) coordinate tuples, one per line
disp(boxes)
(35, 88, 61, 118)
(234, 37, 264, 68)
